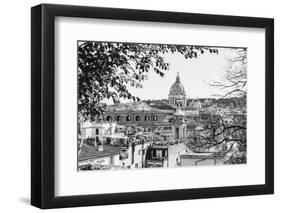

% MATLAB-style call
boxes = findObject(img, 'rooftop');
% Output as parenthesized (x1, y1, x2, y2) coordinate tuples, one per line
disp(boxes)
(79, 144, 121, 161)
(146, 102, 176, 111)
(180, 152, 216, 159)
(106, 102, 172, 113)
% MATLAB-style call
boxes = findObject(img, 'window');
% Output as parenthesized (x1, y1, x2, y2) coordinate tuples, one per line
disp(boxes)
(156, 150, 162, 158)
(144, 115, 150, 121)
(95, 136, 100, 144)
(126, 115, 131, 121)
(116, 115, 122, 121)
(106, 115, 112, 122)
(135, 115, 141, 121)
(106, 137, 111, 145)
(153, 115, 158, 121)
(95, 128, 99, 135)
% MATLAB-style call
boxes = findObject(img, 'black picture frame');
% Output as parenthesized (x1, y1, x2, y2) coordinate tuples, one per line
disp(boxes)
(31, 3, 274, 209)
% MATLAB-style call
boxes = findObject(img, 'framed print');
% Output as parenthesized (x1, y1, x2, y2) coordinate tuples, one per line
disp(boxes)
(31, 3, 274, 209)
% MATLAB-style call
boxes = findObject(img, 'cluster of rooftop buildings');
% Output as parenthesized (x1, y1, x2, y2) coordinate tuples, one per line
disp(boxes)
(78, 73, 246, 170)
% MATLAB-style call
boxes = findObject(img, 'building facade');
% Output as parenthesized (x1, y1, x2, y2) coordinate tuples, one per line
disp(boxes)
(103, 102, 174, 132)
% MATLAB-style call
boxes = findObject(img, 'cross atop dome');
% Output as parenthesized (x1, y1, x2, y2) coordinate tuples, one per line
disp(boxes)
(176, 72, 180, 83)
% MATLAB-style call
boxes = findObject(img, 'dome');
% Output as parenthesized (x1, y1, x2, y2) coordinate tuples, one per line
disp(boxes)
(169, 73, 186, 97)
(204, 99, 212, 107)
(189, 100, 202, 109)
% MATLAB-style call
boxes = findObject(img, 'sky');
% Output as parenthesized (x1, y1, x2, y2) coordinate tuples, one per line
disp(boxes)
(128, 47, 237, 100)
(102, 47, 241, 104)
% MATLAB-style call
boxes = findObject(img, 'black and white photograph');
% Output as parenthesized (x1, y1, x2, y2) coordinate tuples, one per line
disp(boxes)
(0, 0, 276, 211)
(77, 41, 247, 171)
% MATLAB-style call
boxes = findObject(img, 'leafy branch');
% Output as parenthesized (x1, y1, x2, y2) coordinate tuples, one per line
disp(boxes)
(78, 41, 218, 121)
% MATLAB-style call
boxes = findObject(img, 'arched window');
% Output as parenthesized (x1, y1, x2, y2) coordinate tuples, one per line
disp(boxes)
(105, 137, 111, 145)
(135, 115, 141, 121)
(144, 115, 150, 121)
(116, 115, 122, 122)
(126, 115, 131, 121)
(153, 115, 158, 121)
(95, 128, 99, 135)
(106, 115, 112, 122)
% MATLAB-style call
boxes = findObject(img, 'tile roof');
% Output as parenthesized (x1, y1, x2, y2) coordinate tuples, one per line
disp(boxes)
(79, 144, 121, 161)
(106, 102, 172, 113)
(147, 102, 176, 111)
(180, 152, 216, 159)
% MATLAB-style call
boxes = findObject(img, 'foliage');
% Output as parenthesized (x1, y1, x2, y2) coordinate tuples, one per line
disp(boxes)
(79, 163, 93, 170)
(78, 41, 217, 121)
(211, 48, 247, 99)
(187, 113, 246, 158)
(190, 48, 248, 164)
(225, 142, 247, 164)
